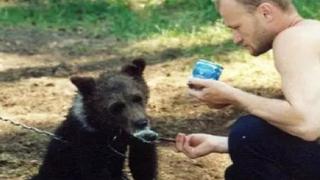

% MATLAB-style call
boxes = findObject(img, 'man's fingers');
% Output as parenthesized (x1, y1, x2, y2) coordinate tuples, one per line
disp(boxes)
(184, 136, 212, 159)
(187, 78, 211, 91)
(188, 77, 213, 87)
(188, 88, 203, 99)
(183, 136, 198, 159)
(176, 134, 198, 159)
(187, 83, 205, 90)
(175, 133, 186, 152)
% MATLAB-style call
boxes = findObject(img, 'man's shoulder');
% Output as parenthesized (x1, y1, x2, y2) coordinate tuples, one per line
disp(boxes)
(274, 20, 320, 48)
(272, 20, 320, 71)
(273, 20, 320, 51)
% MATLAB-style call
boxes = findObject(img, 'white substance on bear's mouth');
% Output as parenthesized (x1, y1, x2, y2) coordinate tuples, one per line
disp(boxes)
(133, 128, 159, 143)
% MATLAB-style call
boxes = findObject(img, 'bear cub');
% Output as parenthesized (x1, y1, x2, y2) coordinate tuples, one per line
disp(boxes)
(32, 59, 157, 180)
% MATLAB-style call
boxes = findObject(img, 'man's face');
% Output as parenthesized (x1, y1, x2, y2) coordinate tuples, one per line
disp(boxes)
(218, 0, 274, 56)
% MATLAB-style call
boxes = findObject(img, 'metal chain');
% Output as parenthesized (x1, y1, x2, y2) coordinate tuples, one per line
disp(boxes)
(0, 115, 127, 157)
(0, 116, 66, 142)
(0, 115, 175, 160)
(0, 116, 161, 180)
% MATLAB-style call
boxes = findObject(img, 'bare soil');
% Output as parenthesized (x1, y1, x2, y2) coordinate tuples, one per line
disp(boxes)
(0, 27, 250, 180)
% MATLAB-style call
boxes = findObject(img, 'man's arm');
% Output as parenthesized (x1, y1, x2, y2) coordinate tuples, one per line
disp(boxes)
(232, 27, 320, 141)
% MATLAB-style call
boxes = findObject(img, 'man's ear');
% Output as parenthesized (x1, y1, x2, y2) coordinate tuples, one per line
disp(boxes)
(257, 2, 274, 22)
(70, 76, 96, 96)
(121, 58, 146, 77)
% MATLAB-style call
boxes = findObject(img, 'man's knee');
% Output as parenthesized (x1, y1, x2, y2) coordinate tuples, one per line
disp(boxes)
(229, 114, 271, 141)
(227, 115, 320, 180)
(228, 114, 277, 162)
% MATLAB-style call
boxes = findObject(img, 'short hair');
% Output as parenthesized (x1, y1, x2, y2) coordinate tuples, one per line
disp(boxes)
(215, 0, 294, 12)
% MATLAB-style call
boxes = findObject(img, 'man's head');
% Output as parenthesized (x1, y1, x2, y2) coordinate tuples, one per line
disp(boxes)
(215, 0, 298, 56)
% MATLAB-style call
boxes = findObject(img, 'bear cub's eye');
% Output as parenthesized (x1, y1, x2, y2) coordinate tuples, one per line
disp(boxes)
(109, 102, 126, 115)
(132, 95, 143, 104)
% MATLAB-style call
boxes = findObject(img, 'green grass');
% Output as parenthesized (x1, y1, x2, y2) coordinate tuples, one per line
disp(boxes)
(0, 0, 219, 39)
(0, 0, 319, 40)
(293, 0, 320, 19)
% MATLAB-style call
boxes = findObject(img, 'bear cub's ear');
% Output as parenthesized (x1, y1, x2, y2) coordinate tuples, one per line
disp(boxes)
(70, 76, 96, 96)
(121, 58, 146, 77)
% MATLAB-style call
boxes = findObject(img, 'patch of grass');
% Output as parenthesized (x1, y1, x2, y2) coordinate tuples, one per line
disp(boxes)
(0, 0, 319, 41)
(120, 21, 240, 61)
(0, 0, 319, 60)
(293, 0, 320, 19)
(0, 0, 219, 39)
(0, 0, 114, 33)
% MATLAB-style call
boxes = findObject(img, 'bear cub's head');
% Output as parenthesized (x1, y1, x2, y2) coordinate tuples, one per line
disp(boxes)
(70, 59, 158, 143)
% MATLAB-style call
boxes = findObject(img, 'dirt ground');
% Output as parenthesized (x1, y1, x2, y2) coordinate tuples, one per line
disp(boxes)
(0, 27, 258, 180)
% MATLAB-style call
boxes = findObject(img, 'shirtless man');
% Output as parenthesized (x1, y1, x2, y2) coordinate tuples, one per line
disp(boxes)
(175, 0, 320, 179)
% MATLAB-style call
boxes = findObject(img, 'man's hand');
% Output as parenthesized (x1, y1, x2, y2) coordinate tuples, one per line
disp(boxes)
(175, 133, 228, 159)
(187, 77, 236, 109)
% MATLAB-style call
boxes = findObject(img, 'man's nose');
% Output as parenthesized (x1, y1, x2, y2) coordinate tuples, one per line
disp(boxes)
(233, 31, 243, 45)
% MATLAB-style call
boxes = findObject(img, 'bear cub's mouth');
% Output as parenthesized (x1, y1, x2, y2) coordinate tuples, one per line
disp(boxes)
(133, 128, 159, 143)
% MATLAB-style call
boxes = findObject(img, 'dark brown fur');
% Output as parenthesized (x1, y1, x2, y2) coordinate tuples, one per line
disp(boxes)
(32, 59, 157, 180)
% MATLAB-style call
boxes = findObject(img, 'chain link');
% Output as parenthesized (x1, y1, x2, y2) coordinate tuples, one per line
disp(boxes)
(0, 116, 66, 142)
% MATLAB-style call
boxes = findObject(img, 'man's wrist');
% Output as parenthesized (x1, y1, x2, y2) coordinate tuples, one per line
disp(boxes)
(209, 136, 229, 153)
(229, 86, 244, 107)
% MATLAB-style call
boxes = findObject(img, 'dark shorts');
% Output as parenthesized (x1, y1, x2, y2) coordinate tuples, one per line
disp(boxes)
(225, 115, 320, 180)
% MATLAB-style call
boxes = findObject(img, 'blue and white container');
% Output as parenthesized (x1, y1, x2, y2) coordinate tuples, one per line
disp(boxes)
(192, 59, 223, 80)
